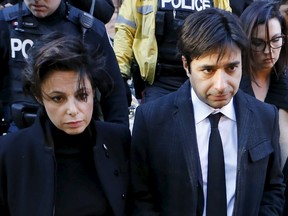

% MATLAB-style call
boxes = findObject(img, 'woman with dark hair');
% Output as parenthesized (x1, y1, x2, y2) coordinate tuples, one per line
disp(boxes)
(240, 3, 288, 214)
(0, 32, 131, 216)
(240, 0, 288, 168)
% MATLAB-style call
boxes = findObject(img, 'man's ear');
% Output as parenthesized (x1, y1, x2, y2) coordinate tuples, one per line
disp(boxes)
(181, 56, 190, 76)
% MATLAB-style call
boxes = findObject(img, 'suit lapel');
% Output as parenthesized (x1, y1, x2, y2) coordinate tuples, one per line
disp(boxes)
(234, 90, 254, 151)
(93, 125, 124, 216)
(173, 86, 254, 178)
(173, 81, 204, 200)
(172, 85, 255, 214)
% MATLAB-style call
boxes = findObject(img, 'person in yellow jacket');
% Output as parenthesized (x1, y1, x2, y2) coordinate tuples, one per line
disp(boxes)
(114, 0, 231, 104)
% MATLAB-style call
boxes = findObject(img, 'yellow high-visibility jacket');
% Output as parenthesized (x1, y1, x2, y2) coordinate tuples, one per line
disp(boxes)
(114, 0, 231, 85)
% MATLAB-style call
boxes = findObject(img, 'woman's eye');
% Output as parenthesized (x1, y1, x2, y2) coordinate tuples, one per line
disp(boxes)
(251, 39, 263, 46)
(51, 96, 63, 103)
(78, 92, 89, 101)
(271, 37, 280, 43)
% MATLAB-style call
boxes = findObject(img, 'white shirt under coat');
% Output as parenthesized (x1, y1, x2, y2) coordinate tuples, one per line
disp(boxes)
(191, 87, 238, 216)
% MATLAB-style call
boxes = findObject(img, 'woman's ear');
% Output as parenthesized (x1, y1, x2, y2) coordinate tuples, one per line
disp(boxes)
(182, 56, 190, 76)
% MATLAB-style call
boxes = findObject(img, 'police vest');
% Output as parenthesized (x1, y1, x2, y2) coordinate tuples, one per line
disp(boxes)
(156, 0, 214, 63)
(0, 2, 94, 106)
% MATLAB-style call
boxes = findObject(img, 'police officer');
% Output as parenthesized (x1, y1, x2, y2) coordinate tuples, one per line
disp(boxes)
(0, 0, 129, 135)
(114, 0, 232, 104)
(0, 0, 115, 23)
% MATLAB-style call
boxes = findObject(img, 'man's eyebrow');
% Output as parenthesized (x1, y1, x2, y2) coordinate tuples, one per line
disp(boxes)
(198, 61, 240, 68)
(226, 61, 241, 66)
(198, 64, 215, 68)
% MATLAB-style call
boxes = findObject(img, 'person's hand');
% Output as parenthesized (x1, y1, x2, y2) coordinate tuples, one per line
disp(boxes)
(123, 77, 132, 107)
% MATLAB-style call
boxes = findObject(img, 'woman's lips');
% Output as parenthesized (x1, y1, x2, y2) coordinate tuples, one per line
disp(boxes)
(65, 121, 83, 128)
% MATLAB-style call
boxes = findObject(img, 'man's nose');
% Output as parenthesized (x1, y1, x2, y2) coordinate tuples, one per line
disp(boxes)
(213, 70, 227, 91)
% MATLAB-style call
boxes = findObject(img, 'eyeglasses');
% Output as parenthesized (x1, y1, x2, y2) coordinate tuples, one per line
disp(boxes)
(251, 35, 285, 52)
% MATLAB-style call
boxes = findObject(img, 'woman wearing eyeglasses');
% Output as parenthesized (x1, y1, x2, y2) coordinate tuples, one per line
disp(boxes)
(240, 2, 288, 214)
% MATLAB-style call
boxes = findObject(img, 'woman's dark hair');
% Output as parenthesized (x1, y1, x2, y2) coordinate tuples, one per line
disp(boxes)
(23, 32, 113, 102)
(177, 7, 248, 69)
(240, 1, 288, 79)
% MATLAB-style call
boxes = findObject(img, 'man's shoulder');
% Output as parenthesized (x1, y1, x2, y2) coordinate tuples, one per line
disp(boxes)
(0, 3, 30, 22)
(0, 4, 19, 21)
(138, 82, 190, 115)
(236, 89, 278, 115)
(137, 91, 178, 117)
(67, 4, 106, 36)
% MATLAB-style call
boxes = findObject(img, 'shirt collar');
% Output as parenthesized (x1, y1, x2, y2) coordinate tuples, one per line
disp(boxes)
(191, 87, 236, 124)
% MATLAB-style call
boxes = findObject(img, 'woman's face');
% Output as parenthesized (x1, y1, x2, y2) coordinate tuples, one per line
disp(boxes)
(40, 70, 94, 135)
(251, 18, 283, 72)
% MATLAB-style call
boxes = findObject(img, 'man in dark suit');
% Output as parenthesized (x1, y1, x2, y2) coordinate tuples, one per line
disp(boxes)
(130, 8, 285, 216)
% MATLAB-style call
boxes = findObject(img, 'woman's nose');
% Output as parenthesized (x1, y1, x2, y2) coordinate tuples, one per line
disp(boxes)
(66, 100, 78, 116)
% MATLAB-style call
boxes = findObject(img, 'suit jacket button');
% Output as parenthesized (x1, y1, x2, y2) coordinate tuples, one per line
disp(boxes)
(122, 194, 126, 200)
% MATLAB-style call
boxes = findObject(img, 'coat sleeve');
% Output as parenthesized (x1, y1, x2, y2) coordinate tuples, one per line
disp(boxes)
(0, 18, 10, 119)
(90, 20, 129, 126)
(258, 106, 285, 215)
(114, 0, 135, 79)
(279, 109, 288, 169)
(130, 107, 160, 216)
(0, 138, 10, 215)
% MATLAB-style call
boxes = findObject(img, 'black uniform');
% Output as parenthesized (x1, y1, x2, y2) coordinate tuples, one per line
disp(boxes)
(68, 0, 115, 24)
(0, 0, 115, 23)
(141, 0, 214, 103)
(230, 0, 253, 16)
(0, 1, 128, 133)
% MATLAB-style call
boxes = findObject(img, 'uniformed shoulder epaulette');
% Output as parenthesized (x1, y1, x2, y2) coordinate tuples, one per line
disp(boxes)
(66, 4, 105, 37)
(1, 3, 31, 21)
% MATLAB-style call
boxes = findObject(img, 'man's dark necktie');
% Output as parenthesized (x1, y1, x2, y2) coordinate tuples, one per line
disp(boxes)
(206, 113, 227, 216)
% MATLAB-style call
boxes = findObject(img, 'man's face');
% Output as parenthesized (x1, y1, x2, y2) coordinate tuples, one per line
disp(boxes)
(24, 0, 61, 18)
(182, 45, 242, 109)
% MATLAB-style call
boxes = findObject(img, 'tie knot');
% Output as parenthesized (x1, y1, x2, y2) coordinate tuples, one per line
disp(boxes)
(208, 113, 222, 128)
